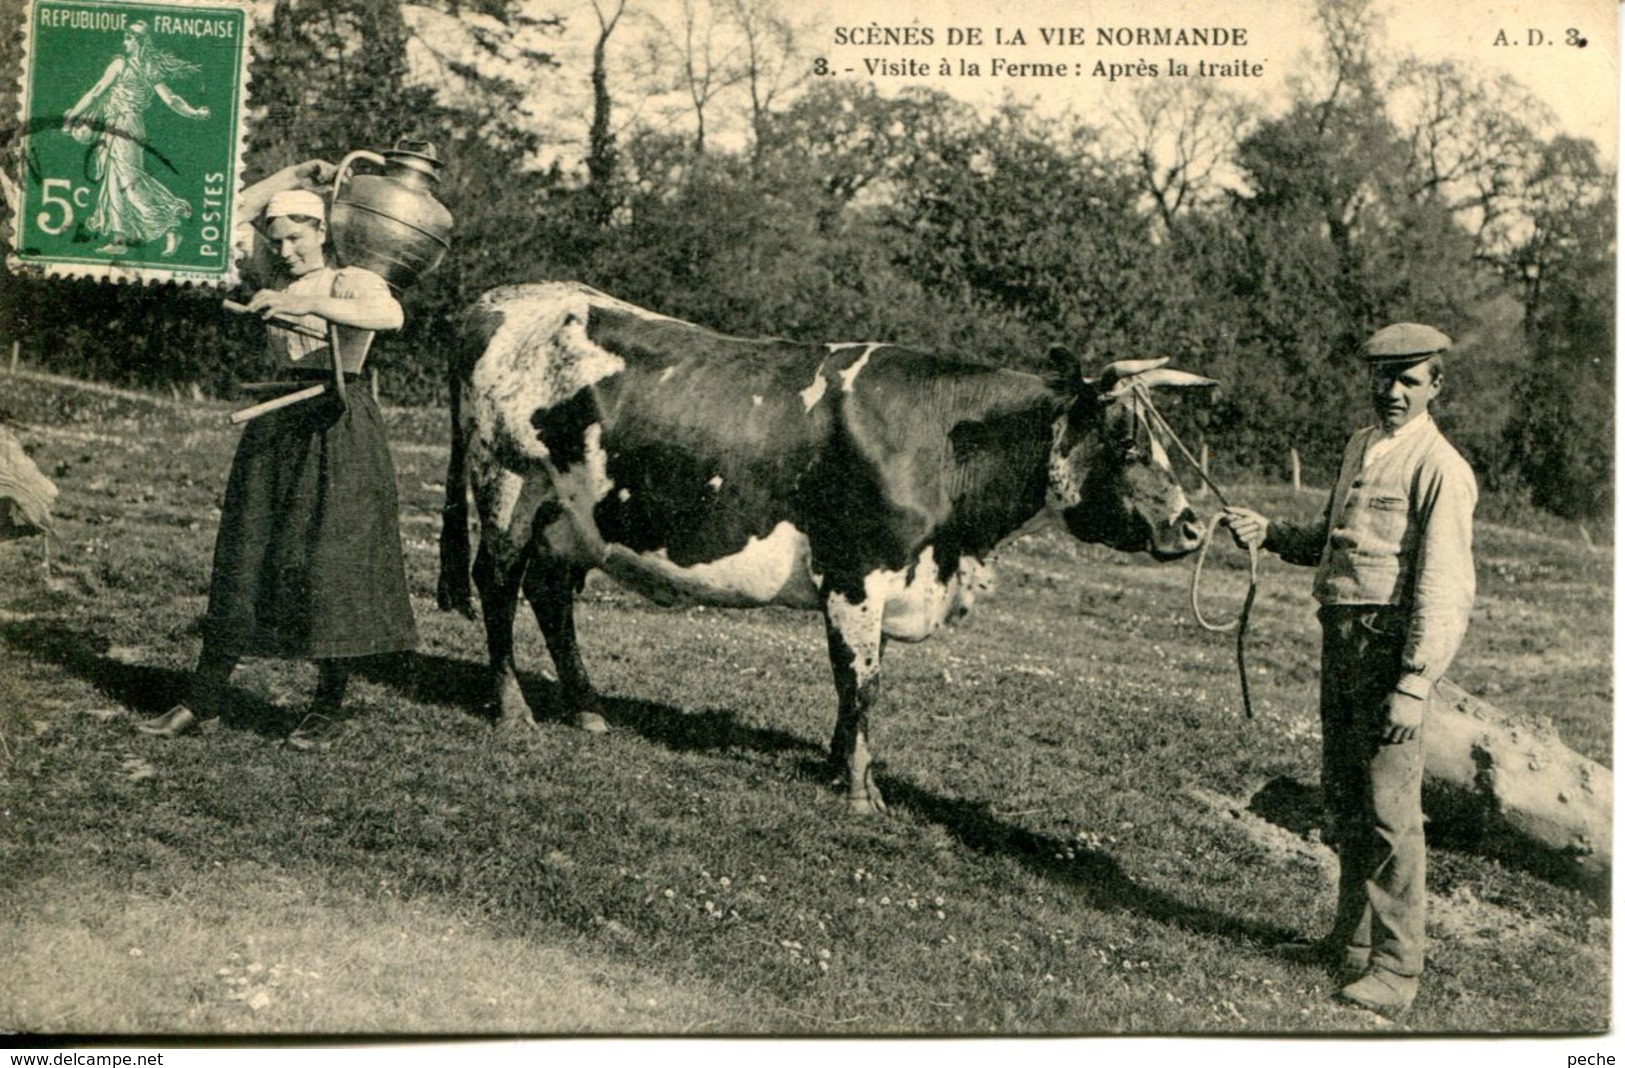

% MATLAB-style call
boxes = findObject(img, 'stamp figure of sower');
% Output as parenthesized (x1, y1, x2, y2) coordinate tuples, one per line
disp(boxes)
(61, 18, 210, 256)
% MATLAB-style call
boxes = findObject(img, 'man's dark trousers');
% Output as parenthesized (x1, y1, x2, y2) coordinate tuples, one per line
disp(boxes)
(1317, 604, 1426, 979)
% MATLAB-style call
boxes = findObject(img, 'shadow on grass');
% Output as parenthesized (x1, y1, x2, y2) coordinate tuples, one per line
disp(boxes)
(882, 775, 1300, 947)
(1247, 776, 1322, 836)
(361, 644, 1296, 946)
(357, 651, 828, 763)
(608, 693, 821, 759)
(1, 619, 297, 739)
(353, 651, 489, 722)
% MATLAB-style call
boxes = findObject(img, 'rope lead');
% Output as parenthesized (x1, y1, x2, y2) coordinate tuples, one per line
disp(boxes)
(1132, 384, 1259, 720)
(1191, 514, 1258, 719)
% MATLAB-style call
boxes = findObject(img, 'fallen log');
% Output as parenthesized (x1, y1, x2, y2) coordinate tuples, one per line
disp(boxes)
(1423, 678, 1611, 896)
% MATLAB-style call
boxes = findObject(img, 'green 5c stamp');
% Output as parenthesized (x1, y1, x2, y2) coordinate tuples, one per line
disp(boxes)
(10, 0, 251, 285)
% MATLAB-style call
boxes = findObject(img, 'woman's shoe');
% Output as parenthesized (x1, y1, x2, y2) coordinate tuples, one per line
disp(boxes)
(135, 705, 211, 738)
(287, 711, 350, 751)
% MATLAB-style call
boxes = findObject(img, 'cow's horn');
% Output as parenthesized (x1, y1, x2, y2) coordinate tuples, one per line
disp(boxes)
(1135, 368, 1218, 391)
(1097, 357, 1170, 391)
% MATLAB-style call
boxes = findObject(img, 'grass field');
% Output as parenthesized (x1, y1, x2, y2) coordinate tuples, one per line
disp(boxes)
(0, 369, 1610, 1037)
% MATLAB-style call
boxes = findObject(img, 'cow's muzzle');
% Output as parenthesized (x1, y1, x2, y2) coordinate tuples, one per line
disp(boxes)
(1147, 505, 1203, 561)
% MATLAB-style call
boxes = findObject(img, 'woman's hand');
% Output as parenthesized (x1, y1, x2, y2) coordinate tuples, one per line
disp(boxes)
(290, 159, 338, 191)
(246, 288, 319, 320)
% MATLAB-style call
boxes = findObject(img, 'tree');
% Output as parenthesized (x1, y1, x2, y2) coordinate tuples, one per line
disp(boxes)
(718, 0, 805, 164)
(1108, 79, 1253, 232)
(398, 1, 564, 151)
(639, 0, 745, 154)
(1389, 58, 1554, 265)
(249, 0, 440, 167)
(756, 83, 971, 232)
(1504, 137, 1616, 518)
(885, 102, 1154, 362)
(583, 0, 628, 226)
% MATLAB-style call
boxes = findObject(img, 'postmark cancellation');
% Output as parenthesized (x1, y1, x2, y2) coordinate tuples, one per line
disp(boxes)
(9, 0, 251, 286)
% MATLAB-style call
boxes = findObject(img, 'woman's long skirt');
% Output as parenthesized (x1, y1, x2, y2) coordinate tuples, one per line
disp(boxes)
(202, 387, 416, 659)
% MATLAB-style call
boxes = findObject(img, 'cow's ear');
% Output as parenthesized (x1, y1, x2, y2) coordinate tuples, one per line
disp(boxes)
(1044, 344, 1084, 398)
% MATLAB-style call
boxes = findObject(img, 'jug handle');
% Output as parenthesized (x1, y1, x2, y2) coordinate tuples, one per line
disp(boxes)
(331, 149, 387, 204)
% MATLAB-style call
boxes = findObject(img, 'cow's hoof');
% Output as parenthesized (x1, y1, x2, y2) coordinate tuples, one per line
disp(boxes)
(575, 711, 609, 734)
(847, 793, 888, 816)
(494, 714, 540, 734)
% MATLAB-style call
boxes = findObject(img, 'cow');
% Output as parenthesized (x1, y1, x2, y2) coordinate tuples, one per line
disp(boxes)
(438, 282, 1214, 813)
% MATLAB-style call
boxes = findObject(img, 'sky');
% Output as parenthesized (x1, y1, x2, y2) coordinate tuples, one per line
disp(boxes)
(457, 0, 1619, 165)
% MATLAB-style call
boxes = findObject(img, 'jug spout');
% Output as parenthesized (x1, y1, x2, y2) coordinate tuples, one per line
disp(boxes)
(382, 140, 444, 190)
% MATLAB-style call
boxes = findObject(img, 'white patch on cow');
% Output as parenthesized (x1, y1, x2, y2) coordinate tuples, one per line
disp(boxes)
(660, 366, 678, 383)
(752, 395, 764, 407)
(838, 344, 881, 393)
(598, 521, 822, 609)
(1045, 417, 1084, 512)
(707, 475, 724, 491)
(800, 363, 828, 412)
(473, 453, 527, 547)
(469, 283, 664, 466)
(823, 548, 995, 649)
(825, 586, 884, 679)
(469, 444, 561, 573)
(617, 488, 632, 502)
(872, 546, 992, 642)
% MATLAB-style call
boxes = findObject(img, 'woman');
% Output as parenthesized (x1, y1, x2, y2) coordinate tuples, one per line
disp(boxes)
(139, 161, 416, 749)
(62, 20, 210, 256)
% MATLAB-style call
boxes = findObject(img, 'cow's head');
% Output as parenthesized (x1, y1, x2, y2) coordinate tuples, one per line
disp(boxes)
(1046, 349, 1214, 561)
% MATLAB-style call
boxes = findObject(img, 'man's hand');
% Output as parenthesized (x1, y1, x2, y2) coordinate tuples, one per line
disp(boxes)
(1222, 507, 1269, 551)
(1380, 691, 1427, 745)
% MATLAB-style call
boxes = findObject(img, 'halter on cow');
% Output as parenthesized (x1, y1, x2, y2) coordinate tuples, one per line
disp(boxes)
(439, 282, 1215, 812)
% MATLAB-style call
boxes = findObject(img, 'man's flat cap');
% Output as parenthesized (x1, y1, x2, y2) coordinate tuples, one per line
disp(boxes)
(1363, 323, 1452, 364)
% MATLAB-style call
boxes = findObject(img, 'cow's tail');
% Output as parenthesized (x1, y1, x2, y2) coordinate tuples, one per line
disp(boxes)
(436, 329, 478, 620)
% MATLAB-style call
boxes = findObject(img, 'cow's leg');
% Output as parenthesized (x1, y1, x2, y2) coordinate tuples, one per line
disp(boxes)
(472, 539, 536, 731)
(823, 581, 888, 814)
(521, 553, 607, 734)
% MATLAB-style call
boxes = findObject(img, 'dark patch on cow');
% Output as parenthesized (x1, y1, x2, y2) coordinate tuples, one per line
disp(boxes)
(530, 388, 599, 472)
(811, 352, 1060, 587)
(581, 306, 831, 567)
(531, 498, 565, 530)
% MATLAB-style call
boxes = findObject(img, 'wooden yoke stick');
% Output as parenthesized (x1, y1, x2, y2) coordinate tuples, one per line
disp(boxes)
(222, 299, 328, 341)
(222, 299, 345, 423)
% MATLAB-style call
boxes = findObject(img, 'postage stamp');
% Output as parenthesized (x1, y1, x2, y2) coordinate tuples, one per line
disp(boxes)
(8, 0, 251, 285)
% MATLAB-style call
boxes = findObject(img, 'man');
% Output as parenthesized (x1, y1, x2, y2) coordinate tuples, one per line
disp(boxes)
(1224, 323, 1476, 1016)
